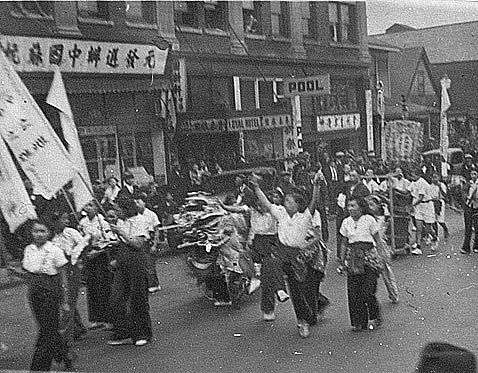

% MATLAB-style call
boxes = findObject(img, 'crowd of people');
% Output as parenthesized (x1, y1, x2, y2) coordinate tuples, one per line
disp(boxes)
(12, 147, 478, 371)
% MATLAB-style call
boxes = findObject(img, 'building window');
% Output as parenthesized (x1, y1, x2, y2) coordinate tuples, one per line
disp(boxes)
(271, 2, 290, 37)
(78, 1, 109, 20)
(236, 77, 288, 112)
(11, 1, 53, 18)
(329, 2, 355, 43)
(204, 1, 228, 31)
(125, 1, 156, 25)
(174, 1, 198, 28)
(243, 1, 262, 34)
(311, 80, 357, 114)
(416, 71, 425, 96)
(302, 2, 319, 40)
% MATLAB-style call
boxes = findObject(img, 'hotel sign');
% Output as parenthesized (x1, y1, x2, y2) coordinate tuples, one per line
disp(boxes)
(179, 114, 292, 134)
(317, 113, 360, 132)
(284, 75, 330, 98)
(0, 35, 168, 74)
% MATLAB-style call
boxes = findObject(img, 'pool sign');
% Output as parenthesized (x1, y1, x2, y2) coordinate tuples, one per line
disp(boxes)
(284, 75, 330, 98)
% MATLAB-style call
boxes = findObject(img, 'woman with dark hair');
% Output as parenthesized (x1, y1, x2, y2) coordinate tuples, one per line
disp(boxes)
(339, 197, 388, 332)
(22, 219, 72, 371)
(250, 171, 326, 338)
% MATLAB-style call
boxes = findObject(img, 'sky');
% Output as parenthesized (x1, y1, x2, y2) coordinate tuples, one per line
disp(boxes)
(366, 0, 478, 35)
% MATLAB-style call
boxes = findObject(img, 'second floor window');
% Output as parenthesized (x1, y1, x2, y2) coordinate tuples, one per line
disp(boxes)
(271, 2, 290, 37)
(12, 1, 53, 18)
(125, 1, 156, 24)
(174, 1, 199, 28)
(175, 1, 227, 31)
(243, 1, 262, 34)
(311, 80, 358, 114)
(416, 71, 426, 96)
(78, 1, 109, 20)
(329, 2, 355, 43)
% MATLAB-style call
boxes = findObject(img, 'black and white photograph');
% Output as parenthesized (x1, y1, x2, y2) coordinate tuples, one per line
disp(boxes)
(0, 0, 478, 372)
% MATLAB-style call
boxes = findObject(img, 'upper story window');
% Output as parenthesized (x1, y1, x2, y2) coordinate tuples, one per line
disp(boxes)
(125, 1, 156, 25)
(78, 1, 109, 20)
(271, 2, 290, 37)
(204, 1, 227, 30)
(235, 77, 288, 112)
(174, 1, 199, 29)
(175, 1, 228, 31)
(243, 1, 263, 34)
(329, 2, 356, 43)
(312, 80, 357, 114)
(11, 1, 53, 18)
(302, 2, 318, 40)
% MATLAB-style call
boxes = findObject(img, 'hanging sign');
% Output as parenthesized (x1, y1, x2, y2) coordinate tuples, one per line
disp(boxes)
(0, 35, 168, 74)
(317, 113, 360, 132)
(284, 75, 330, 97)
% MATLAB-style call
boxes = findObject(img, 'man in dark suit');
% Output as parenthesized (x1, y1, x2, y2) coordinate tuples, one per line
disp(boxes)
(116, 172, 139, 206)
(169, 161, 188, 202)
(323, 160, 340, 215)
(335, 168, 370, 260)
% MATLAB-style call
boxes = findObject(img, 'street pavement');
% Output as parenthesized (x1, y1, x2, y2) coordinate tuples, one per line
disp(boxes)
(1, 208, 478, 373)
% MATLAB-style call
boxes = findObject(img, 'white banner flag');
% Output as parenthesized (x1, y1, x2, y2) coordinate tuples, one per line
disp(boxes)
(0, 138, 37, 232)
(47, 67, 93, 211)
(0, 50, 77, 199)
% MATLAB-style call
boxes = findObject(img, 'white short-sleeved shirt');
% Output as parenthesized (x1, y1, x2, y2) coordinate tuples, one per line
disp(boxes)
(270, 204, 312, 248)
(23, 242, 68, 275)
(250, 208, 277, 236)
(340, 215, 379, 244)
(52, 227, 88, 265)
(363, 179, 380, 194)
(79, 214, 110, 243)
(409, 177, 432, 204)
(124, 214, 151, 238)
(141, 208, 161, 232)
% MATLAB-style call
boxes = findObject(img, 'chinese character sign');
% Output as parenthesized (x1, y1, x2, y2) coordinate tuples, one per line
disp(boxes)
(0, 35, 168, 75)
(383, 120, 423, 164)
(0, 51, 77, 199)
(316, 113, 360, 132)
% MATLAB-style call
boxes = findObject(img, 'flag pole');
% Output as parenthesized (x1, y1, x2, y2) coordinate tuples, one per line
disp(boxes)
(60, 187, 81, 225)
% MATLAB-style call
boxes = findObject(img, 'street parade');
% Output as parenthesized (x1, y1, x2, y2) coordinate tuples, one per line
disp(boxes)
(1, 1, 478, 373)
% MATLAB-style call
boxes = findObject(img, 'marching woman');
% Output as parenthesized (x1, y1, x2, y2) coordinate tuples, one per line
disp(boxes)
(22, 219, 72, 371)
(78, 202, 113, 330)
(250, 170, 325, 338)
(339, 197, 388, 332)
(52, 212, 89, 343)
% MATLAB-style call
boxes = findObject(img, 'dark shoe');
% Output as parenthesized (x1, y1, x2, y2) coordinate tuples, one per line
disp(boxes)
(317, 296, 331, 316)
(351, 325, 367, 332)
(460, 248, 471, 255)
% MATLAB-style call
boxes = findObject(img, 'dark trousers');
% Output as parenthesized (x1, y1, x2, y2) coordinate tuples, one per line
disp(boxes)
(251, 235, 287, 314)
(29, 284, 68, 371)
(347, 266, 380, 329)
(282, 263, 321, 325)
(327, 181, 339, 215)
(85, 252, 113, 323)
(110, 249, 152, 342)
(62, 262, 86, 343)
(317, 206, 329, 242)
(462, 206, 478, 252)
(143, 247, 159, 288)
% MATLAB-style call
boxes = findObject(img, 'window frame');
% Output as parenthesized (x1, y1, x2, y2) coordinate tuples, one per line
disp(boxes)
(125, 1, 157, 27)
(243, 1, 263, 35)
(328, 2, 356, 44)
(234, 77, 288, 112)
(10, 1, 54, 20)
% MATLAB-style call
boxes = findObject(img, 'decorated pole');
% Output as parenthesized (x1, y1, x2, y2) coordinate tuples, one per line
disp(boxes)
(440, 75, 451, 178)
(376, 81, 385, 161)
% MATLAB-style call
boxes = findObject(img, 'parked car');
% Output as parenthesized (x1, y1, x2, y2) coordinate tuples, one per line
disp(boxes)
(422, 147, 464, 175)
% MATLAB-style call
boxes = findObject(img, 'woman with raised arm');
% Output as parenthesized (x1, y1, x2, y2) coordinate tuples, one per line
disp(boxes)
(249, 170, 325, 338)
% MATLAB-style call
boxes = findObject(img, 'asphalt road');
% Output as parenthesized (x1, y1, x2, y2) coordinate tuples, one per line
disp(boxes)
(1, 208, 478, 373)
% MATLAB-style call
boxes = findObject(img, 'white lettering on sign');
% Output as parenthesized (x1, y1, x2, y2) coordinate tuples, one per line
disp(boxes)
(0, 35, 168, 75)
(178, 114, 292, 134)
(284, 75, 331, 98)
(317, 113, 360, 132)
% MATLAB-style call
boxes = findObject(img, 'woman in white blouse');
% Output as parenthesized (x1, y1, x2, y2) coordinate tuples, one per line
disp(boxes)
(250, 171, 324, 338)
(339, 197, 388, 332)
(22, 220, 72, 371)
